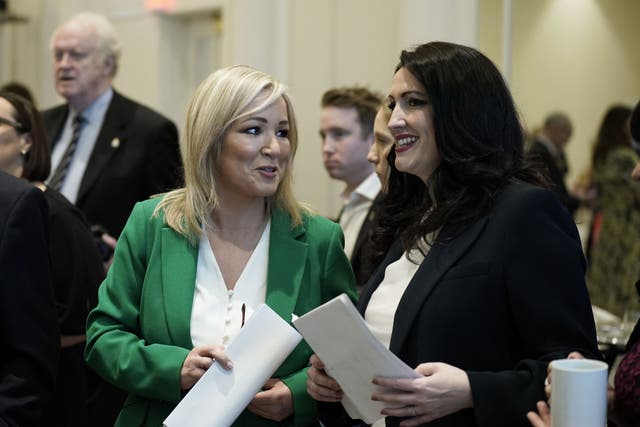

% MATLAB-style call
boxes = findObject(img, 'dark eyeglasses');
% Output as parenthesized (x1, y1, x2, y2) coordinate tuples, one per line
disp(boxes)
(0, 116, 26, 132)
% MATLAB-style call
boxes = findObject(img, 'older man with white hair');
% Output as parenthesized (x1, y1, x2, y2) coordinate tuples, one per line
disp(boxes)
(43, 11, 181, 241)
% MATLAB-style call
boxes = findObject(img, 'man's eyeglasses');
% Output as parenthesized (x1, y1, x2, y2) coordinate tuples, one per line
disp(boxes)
(0, 117, 25, 132)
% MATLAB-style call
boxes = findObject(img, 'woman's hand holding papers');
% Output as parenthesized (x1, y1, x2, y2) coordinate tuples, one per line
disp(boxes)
(247, 378, 293, 421)
(371, 362, 473, 426)
(180, 345, 233, 390)
(307, 354, 344, 402)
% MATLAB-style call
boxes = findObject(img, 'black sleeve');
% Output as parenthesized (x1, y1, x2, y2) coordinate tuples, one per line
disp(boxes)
(0, 186, 60, 426)
(47, 200, 104, 335)
(318, 402, 365, 427)
(469, 187, 599, 427)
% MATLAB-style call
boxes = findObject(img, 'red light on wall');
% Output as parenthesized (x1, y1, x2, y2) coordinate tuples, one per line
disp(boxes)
(144, 0, 176, 13)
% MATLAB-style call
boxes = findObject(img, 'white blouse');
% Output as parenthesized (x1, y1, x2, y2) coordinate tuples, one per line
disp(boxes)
(339, 172, 381, 259)
(190, 220, 270, 348)
(365, 247, 426, 350)
(366, 244, 430, 427)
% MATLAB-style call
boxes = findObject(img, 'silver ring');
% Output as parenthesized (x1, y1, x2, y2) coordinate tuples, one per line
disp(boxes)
(411, 406, 417, 417)
(544, 377, 550, 387)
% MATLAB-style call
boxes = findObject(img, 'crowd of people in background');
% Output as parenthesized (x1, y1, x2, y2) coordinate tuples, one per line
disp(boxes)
(1, 9, 639, 427)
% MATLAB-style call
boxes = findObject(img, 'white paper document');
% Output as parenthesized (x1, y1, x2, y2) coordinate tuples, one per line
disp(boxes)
(292, 294, 420, 424)
(163, 304, 302, 427)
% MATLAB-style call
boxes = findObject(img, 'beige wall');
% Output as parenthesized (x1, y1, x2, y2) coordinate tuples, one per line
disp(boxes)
(287, 0, 402, 217)
(288, 0, 478, 217)
(478, 0, 504, 70)
(480, 0, 640, 187)
(4, 0, 636, 216)
(1, 0, 477, 217)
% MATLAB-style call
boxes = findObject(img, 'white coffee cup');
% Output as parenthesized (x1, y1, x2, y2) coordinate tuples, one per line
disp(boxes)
(550, 358, 608, 427)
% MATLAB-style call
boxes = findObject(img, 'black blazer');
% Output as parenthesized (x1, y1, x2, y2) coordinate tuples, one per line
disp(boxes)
(43, 187, 104, 335)
(40, 188, 105, 426)
(350, 191, 384, 289)
(0, 172, 59, 427)
(42, 90, 182, 237)
(322, 183, 600, 427)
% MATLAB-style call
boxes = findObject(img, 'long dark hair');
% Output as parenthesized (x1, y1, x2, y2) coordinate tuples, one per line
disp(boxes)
(591, 105, 632, 169)
(373, 42, 545, 256)
(0, 90, 50, 181)
(370, 148, 426, 264)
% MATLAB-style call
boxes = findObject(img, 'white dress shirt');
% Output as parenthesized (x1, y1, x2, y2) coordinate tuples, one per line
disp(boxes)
(339, 172, 381, 260)
(190, 220, 270, 348)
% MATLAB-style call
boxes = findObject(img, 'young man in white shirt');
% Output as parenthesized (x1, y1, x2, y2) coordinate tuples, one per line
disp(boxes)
(319, 87, 383, 288)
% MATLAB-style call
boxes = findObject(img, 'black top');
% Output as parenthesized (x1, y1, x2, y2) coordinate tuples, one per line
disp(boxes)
(528, 139, 580, 214)
(350, 192, 384, 290)
(44, 187, 104, 335)
(627, 281, 640, 351)
(0, 172, 59, 426)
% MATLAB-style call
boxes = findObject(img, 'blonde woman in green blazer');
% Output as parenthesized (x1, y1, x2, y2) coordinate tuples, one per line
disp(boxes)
(85, 65, 358, 427)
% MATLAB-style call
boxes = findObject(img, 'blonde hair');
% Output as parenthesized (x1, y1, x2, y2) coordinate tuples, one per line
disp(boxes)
(155, 65, 305, 242)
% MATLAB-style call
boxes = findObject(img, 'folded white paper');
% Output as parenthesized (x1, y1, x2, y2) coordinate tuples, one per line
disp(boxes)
(293, 293, 420, 424)
(163, 304, 302, 427)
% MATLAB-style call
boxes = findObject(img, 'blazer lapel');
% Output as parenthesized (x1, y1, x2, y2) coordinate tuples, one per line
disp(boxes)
(44, 106, 69, 149)
(265, 210, 308, 322)
(389, 218, 488, 354)
(77, 92, 131, 203)
(161, 227, 198, 348)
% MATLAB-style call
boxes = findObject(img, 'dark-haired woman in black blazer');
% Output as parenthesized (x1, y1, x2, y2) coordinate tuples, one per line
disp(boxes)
(307, 42, 600, 427)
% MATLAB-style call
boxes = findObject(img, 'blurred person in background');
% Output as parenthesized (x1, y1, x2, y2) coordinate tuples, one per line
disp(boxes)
(42, 11, 181, 252)
(0, 170, 59, 426)
(320, 86, 384, 288)
(527, 112, 581, 215)
(0, 81, 37, 106)
(586, 105, 639, 318)
(367, 105, 394, 193)
(0, 90, 104, 426)
(528, 99, 640, 427)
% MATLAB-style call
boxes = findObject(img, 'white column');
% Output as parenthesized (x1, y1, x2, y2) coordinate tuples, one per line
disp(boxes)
(225, 0, 289, 81)
(502, 0, 512, 83)
(397, 0, 479, 50)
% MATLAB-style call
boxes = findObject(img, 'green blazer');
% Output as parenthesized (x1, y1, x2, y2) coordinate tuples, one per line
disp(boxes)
(85, 197, 357, 426)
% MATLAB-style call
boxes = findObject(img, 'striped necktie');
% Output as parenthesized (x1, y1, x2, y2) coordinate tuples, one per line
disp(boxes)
(49, 114, 84, 191)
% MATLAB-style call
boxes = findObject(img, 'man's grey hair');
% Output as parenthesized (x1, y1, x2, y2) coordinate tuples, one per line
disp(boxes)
(50, 11, 122, 77)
